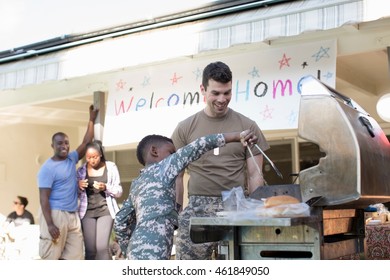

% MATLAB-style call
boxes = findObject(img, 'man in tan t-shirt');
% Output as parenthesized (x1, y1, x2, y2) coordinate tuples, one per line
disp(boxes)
(171, 61, 269, 260)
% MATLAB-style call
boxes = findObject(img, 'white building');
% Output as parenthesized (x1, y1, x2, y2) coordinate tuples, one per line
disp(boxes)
(0, 0, 389, 220)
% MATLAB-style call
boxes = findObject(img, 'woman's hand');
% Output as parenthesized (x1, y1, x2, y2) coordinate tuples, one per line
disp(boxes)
(93, 181, 106, 191)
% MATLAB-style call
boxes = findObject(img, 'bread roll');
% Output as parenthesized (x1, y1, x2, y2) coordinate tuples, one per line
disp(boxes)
(264, 195, 300, 208)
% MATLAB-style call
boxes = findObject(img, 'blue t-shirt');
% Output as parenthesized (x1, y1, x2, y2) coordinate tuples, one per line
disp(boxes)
(37, 150, 79, 212)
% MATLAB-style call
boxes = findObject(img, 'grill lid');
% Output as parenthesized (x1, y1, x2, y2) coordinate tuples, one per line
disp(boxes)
(298, 76, 390, 207)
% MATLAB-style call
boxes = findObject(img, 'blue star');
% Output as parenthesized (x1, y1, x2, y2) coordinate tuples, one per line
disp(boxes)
(288, 110, 298, 125)
(322, 72, 333, 80)
(248, 66, 260, 78)
(141, 76, 150, 87)
(193, 68, 202, 80)
(312, 46, 330, 62)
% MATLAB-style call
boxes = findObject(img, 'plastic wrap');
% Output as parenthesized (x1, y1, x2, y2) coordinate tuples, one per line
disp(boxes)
(219, 186, 310, 219)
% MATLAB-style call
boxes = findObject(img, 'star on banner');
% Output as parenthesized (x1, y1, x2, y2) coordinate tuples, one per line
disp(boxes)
(115, 79, 126, 91)
(142, 76, 151, 87)
(322, 72, 333, 80)
(288, 110, 298, 125)
(278, 53, 291, 69)
(170, 72, 183, 85)
(312, 46, 330, 62)
(260, 105, 274, 120)
(193, 68, 202, 80)
(248, 66, 260, 78)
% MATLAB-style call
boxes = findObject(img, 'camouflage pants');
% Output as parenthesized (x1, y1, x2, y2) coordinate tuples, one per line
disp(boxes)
(175, 196, 223, 260)
(127, 215, 175, 260)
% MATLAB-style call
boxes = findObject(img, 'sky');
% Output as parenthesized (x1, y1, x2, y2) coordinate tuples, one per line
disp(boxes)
(0, 0, 214, 52)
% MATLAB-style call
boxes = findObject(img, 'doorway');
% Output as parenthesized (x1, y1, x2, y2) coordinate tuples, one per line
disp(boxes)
(263, 139, 325, 186)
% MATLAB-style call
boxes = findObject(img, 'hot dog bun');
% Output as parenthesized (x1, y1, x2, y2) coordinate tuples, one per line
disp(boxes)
(264, 195, 300, 208)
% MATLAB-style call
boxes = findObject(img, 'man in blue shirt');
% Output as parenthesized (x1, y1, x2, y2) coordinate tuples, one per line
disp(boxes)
(37, 105, 98, 260)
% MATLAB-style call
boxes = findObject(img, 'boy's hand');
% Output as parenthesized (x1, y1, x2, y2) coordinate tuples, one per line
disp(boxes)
(240, 130, 257, 146)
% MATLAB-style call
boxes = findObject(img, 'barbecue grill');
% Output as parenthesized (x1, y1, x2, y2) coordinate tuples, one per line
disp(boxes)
(189, 75, 390, 260)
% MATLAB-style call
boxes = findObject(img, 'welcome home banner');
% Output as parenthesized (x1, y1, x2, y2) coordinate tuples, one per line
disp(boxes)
(103, 40, 336, 147)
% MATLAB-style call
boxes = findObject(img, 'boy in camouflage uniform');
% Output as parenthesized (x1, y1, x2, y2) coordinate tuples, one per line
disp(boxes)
(114, 130, 257, 260)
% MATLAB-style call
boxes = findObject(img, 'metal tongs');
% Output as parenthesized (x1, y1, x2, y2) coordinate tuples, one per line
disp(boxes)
(246, 143, 283, 179)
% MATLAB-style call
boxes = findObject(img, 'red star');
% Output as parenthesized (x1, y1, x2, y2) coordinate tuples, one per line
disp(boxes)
(115, 79, 126, 91)
(278, 53, 291, 69)
(260, 105, 274, 120)
(170, 72, 182, 85)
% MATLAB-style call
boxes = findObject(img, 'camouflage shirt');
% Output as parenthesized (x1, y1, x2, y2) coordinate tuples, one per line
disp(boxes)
(114, 133, 226, 255)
